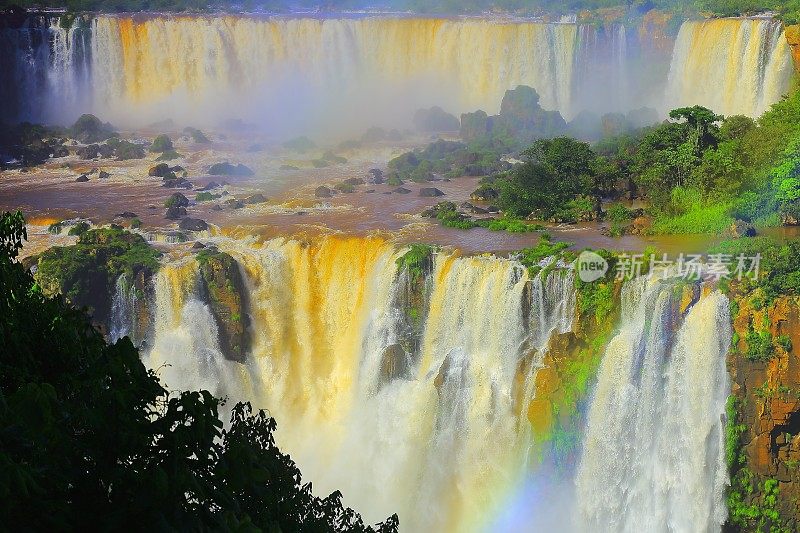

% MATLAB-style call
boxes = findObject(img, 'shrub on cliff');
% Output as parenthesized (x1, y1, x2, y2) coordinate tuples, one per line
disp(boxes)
(34, 227, 161, 324)
(0, 211, 398, 532)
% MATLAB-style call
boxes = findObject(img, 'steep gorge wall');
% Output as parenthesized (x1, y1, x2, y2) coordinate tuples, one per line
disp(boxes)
(728, 291, 800, 530)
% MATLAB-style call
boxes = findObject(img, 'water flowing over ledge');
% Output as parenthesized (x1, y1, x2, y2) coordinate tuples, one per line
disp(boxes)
(105, 235, 732, 531)
(1, 15, 793, 125)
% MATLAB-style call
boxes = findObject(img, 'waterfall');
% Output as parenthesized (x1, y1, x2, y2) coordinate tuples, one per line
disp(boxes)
(139, 236, 576, 531)
(2, 14, 794, 125)
(0, 15, 91, 123)
(666, 17, 794, 117)
(575, 277, 732, 532)
(89, 16, 579, 125)
(109, 274, 137, 343)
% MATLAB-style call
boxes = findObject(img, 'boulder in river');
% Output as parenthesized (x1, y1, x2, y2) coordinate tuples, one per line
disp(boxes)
(148, 163, 174, 178)
(98, 144, 115, 158)
(165, 206, 187, 219)
(198, 181, 221, 191)
(208, 162, 254, 177)
(393, 187, 411, 194)
(179, 218, 209, 231)
(162, 178, 192, 189)
(315, 186, 333, 198)
(75, 174, 89, 182)
(98, 171, 111, 179)
(727, 220, 757, 238)
(419, 187, 444, 197)
(164, 192, 189, 208)
(244, 194, 267, 204)
(223, 198, 244, 210)
(115, 212, 139, 219)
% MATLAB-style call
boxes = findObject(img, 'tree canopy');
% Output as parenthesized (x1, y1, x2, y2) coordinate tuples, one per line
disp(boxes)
(0, 211, 398, 532)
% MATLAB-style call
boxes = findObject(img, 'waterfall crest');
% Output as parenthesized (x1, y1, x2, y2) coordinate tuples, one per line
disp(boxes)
(575, 277, 732, 533)
(2, 15, 793, 124)
(666, 17, 794, 117)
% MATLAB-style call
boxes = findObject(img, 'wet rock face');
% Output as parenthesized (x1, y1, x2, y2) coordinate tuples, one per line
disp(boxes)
(195, 249, 250, 363)
(729, 293, 800, 528)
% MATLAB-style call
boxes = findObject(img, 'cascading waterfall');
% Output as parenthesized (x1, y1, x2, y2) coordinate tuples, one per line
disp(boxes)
(109, 274, 137, 343)
(0, 15, 91, 123)
(666, 17, 794, 117)
(2, 14, 794, 125)
(141, 236, 576, 532)
(572, 23, 633, 114)
(89, 16, 579, 124)
(575, 277, 731, 532)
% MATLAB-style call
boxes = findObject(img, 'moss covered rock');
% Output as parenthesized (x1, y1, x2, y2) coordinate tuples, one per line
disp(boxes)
(196, 249, 249, 362)
(33, 228, 160, 330)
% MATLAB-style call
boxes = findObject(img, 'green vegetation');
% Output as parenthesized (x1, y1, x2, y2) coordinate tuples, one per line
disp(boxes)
(335, 182, 355, 193)
(427, 202, 543, 233)
(195, 191, 221, 202)
(164, 192, 189, 208)
(745, 329, 775, 362)
(183, 126, 210, 143)
(516, 234, 572, 273)
(155, 149, 181, 161)
(106, 137, 146, 160)
(726, 395, 793, 532)
(0, 211, 398, 531)
(67, 221, 90, 236)
(496, 137, 608, 222)
(709, 238, 800, 302)
(34, 226, 161, 322)
(149, 134, 174, 153)
(429, 85, 800, 234)
(396, 244, 435, 284)
(70, 113, 117, 143)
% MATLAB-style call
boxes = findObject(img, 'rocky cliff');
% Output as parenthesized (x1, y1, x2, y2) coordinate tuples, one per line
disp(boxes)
(195, 247, 250, 363)
(786, 25, 800, 73)
(728, 289, 800, 530)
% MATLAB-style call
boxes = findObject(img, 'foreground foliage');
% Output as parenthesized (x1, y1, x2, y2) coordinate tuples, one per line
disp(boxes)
(0, 211, 398, 532)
